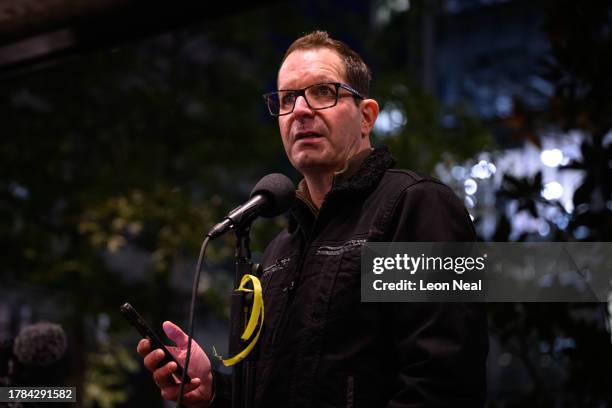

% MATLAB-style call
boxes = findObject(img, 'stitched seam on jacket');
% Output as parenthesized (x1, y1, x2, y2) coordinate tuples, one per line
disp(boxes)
(377, 179, 433, 240)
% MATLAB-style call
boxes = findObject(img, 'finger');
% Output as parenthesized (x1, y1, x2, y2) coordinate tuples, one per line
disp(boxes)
(153, 361, 180, 388)
(178, 377, 201, 394)
(160, 378, 201, 401)
(136, 338, 152, 357)
(162, 321, 189, 348)
(181, 379, 208, 405)
(164, 345, 180, 359)
(143, 349, 165, 373)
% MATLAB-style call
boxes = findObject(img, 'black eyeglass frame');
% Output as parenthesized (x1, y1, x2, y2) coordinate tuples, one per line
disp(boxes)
(262, 82, 365, 117)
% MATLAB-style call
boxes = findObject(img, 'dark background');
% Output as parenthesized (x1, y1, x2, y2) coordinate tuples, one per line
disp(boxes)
(1, 0, 611, 406)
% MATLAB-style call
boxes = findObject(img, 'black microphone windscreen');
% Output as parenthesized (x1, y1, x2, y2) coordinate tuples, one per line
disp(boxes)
(13, 322, 67, 367)
(250, 173, 295, 217)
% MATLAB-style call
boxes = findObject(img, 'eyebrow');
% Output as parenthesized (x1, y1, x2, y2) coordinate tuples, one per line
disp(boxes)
(277, 79, 341, 91)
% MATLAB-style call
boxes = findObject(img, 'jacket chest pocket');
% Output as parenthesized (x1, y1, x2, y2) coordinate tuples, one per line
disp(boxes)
(259, 255, 295, 355)
(312, 239, 365, 322)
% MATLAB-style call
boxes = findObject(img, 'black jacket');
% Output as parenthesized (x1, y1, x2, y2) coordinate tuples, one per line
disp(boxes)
(215, 146, 488, 408)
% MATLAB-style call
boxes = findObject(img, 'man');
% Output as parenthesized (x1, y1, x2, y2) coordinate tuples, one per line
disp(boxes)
(138, 31, 488, 407)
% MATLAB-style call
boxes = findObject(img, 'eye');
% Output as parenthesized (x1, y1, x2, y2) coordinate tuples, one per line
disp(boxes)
(280, 92, 297, 106)
(311, 84, 336, 98)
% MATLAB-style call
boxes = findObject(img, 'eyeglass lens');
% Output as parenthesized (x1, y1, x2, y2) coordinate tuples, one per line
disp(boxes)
(267, 83, 339, 115)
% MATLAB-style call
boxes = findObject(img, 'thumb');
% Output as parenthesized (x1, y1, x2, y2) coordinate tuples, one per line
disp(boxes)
(162, 321, 189, 348)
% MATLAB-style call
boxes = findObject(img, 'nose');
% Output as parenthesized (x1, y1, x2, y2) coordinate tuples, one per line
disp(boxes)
(292, 95, 314, 116)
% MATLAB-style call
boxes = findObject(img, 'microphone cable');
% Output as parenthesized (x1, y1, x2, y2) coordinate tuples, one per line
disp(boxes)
(176, 234, 211, 408)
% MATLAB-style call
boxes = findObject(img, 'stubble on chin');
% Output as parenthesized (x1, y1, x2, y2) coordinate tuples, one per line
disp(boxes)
(292, 152, 343, 177)
(292, 152, 321, 172)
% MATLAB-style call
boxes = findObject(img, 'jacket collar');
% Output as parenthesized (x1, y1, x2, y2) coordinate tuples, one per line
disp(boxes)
(288, 145, 396, 234)
(294, 147, 374, 218)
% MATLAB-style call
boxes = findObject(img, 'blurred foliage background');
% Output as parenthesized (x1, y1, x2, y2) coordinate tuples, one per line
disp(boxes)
(1, 0, 611, 406)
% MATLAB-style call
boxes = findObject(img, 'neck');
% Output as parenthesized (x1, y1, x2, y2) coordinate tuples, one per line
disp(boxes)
(301, 145, 374, 209)
(303, 172, 334, 209)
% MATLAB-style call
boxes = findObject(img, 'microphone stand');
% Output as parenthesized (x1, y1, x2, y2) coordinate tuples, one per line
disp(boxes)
(229, 224, 259, 408)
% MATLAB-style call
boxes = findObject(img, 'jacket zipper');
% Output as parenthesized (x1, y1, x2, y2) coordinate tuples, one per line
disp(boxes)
(269, 278, 296, 348)
(270, 220, 312, 349)
(262, 257, 291, 293)
(346, 375, 354, 408)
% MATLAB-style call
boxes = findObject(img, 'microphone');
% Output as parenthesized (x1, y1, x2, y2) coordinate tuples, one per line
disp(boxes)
(9, 322, 68, 386)
(13, 322, 67, 367)
(179, 174, 294, 406)
(207, 173, 295, 239)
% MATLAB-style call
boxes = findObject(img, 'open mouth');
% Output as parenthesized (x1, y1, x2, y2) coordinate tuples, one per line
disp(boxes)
(295, 132, 322, 141)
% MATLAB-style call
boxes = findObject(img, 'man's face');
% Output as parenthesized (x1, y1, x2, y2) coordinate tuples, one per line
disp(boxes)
(277, 48, 371, 176)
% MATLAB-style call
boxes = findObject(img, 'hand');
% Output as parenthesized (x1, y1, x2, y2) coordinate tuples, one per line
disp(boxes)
(137, 321, 213, 407)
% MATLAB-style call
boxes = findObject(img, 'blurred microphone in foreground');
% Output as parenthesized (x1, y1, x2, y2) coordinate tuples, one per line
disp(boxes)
(0, 322, 69, 387)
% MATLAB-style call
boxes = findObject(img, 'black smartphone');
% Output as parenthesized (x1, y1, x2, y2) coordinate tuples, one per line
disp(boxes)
(120, 302, 191, 383)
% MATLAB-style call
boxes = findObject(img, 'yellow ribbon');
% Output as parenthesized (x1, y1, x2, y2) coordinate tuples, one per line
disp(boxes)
(217, 274, 264, 367)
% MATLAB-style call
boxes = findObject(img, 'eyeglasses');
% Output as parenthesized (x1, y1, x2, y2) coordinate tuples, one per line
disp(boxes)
(263, 82, 364, 116)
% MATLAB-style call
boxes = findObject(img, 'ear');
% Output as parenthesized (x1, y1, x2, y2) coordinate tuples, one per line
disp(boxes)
(360, 98, 379, 138)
